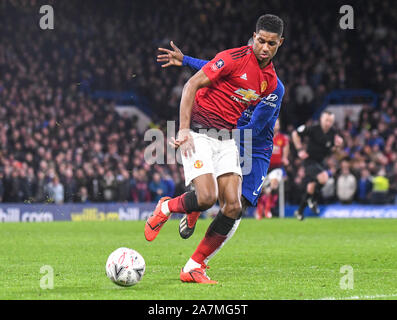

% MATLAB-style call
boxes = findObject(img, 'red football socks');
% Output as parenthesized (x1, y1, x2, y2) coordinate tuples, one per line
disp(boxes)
(167, 193, 187, 213)
(191, 229, 227, 265)
(167, 191, 201, 214)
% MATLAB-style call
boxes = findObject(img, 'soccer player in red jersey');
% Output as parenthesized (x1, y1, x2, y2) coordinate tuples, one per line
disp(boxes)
(256, 119, 289, 219)
(269, 119, 290, 172)
(145, 14, 284, 284)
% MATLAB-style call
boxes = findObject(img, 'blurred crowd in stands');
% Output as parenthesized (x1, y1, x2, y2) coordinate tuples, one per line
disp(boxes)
(0, 0, 396, 206)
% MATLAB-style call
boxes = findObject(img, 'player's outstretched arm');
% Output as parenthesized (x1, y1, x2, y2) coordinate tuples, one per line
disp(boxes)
(157, 41, 208, 70)
(157, 41, 184, 67)
(183, 56, 209, 70)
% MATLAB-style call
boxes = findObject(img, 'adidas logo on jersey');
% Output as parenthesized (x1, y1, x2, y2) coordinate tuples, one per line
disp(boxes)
(240, 73, 247, 80)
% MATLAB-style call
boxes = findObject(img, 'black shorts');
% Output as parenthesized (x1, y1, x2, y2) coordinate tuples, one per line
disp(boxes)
(303, 159, 326, 183)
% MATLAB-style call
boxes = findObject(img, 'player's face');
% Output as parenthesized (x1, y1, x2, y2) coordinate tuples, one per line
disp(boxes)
(252, 30, 284, 66)
(320, 113, 335, 132)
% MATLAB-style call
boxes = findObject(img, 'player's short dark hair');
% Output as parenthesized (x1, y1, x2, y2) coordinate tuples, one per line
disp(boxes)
(256, 14, 284, 37)
(321, 110, 334, 117)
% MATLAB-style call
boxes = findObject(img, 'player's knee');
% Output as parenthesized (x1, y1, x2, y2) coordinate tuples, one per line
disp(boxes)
(196, 192, 217, 210)
(223, 200, 242, 219)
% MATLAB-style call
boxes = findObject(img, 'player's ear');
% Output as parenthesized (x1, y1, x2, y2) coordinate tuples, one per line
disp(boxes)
(253, 32, 257, 41)
(279, 37, 285, 47)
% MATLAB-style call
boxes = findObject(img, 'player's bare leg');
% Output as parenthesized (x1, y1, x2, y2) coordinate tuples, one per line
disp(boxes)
(180, 191, 248, 239)
(179, 174, 218, 239)
(180, 173, 242, 283)
(145, 173, 217, 241)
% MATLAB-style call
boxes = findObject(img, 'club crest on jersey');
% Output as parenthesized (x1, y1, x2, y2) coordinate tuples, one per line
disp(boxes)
(261, 80, 268, 93)
(234, 88, 260, 102)
(211, 59, 225, 71)
(194, 160, 203, 169)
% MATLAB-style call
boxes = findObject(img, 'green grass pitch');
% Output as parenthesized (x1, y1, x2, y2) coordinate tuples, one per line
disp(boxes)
(0, 218, 396, 300)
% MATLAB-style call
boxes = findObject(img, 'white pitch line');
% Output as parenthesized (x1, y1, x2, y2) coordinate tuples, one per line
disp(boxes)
(317, 293, 397, 300)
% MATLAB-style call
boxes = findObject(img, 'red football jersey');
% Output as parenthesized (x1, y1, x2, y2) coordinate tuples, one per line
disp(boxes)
(191, 45, 278, 130)
(269, 132, 289, 168)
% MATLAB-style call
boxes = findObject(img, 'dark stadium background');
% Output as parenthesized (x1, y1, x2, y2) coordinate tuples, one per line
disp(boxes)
(0, 0, 396, 219)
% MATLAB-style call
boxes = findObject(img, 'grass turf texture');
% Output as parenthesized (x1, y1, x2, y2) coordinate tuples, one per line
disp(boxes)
(0, 218, 396, 300)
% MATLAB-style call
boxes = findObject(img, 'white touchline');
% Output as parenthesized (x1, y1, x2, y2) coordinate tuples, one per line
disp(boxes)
(316, 293, 397, 300)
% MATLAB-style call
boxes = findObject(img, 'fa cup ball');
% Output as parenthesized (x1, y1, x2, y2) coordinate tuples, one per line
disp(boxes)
(106, 247, 145, 287)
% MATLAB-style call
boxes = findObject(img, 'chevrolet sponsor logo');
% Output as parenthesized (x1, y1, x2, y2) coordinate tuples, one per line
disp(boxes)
(234, 88, 260, 102)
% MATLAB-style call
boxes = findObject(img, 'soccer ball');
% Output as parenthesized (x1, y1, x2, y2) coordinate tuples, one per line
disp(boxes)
(105, 247, 146, 287)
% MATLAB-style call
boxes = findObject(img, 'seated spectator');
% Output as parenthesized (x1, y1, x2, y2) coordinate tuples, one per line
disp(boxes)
(46, 176, 64, 204)
(161, 173, 176, 198)
(357, 168, 373, 204)
(34, 171, 48, 203)
(0, 171, 4, 202)
(102, 170, 117, 202)
(77, 186, 90, 203)
(131, 169, 151, 202)
(336, 160, 357, 204)
(149, 172, 168, 203)
(116, 169, 132, 202)
(389, 162, 397, 204)
(62, 168, 78, 203)
(321, 177, 336, 204)
(287, 166, 306, 204)
(370, 167, 390, 204)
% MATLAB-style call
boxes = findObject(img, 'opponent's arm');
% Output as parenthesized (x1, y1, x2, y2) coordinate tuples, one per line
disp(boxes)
(183, 56, 209, 70)
(157, 41, 209, 70)
(157, 41, 184, 67)
(238, 101, 279, 136)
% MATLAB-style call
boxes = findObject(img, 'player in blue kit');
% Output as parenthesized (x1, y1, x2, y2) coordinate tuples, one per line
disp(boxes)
(158, 39, 285, 241)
